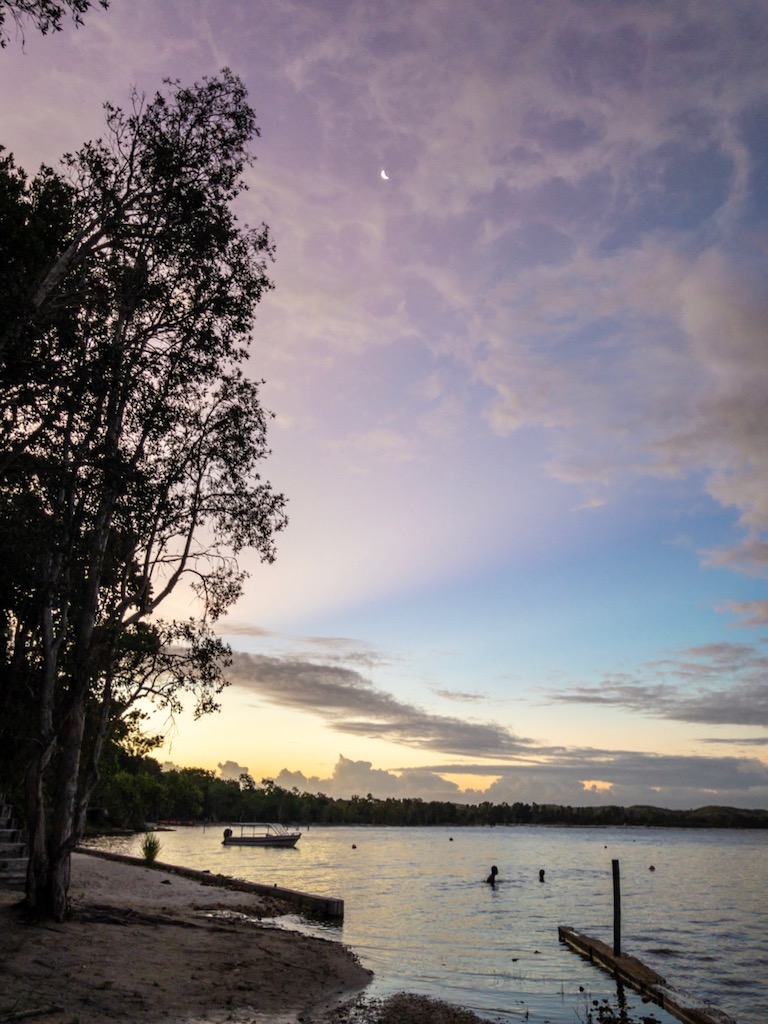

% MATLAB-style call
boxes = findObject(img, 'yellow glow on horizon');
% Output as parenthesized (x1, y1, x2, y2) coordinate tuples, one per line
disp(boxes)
(579, 779, 614, 792)
(440, 774, 501, 792)
(141, 693, 437, 785)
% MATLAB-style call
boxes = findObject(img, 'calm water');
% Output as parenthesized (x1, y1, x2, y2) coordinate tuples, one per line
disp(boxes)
(87, 825, 768, 1024)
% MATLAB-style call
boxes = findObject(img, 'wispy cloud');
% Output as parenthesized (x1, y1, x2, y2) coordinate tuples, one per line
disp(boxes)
(430, 688, 488, 703)
(700, 736, 768, 747)
(216, 623, 275, 639)
(224, 641, 768, 807)
(549, 643, 768, 727)
(721, 600, 768, 628)
(227, 651, 536, 758)
(5, 0, 768, 806)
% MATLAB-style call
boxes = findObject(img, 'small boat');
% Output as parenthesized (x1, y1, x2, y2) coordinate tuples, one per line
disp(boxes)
(221, 822, 301, 848)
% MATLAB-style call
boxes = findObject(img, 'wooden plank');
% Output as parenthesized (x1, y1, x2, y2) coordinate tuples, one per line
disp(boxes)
(558, 926, 737, 1024)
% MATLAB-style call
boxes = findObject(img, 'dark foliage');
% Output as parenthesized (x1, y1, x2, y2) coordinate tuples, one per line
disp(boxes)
(88, 756, 768, 831)
(0, 70, 286, 918)
(0, 0, 109, 47)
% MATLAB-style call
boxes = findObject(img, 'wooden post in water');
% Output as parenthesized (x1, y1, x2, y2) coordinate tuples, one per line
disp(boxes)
(612, 858, 621, 957)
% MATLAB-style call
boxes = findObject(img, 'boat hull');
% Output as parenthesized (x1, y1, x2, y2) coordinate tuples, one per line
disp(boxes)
(222, 834, 300, 848)
(221, 823, 301, 848)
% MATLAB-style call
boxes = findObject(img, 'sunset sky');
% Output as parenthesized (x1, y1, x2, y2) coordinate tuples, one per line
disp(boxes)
(3, 0, 768, 808)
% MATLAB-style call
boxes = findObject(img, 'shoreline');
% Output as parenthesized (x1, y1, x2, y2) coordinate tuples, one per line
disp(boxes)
(78, 845, 346, 919)
(1, 850, 369, 1023)
(0, 851, 489, 1024)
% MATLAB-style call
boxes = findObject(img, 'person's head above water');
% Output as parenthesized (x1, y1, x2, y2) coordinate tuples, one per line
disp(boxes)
(486, 865, 499, 884)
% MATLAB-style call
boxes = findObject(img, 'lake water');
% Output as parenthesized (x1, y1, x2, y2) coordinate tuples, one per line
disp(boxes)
(87, 824, 768, 1024)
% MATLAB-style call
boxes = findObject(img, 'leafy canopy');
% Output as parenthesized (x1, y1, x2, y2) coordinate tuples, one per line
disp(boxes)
(1, 72, 287, 918)
(0, 0, 109, 47)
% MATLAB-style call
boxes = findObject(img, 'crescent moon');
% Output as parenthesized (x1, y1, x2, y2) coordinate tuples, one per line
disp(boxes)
(380, 169, 389, 180)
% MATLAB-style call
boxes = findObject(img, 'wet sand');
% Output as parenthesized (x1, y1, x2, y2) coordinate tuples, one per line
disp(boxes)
(0, 850, 369, 1023)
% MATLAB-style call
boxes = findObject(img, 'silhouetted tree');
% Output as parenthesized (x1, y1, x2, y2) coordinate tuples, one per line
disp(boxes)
(0, 69, 286, 919)
(0, 0, 108, 47)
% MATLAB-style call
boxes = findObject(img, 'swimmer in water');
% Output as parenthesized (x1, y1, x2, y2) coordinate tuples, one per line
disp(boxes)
(486, 865, 499, 886)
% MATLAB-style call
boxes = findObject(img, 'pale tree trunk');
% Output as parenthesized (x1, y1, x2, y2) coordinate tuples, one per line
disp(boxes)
(26, 679, 112, 921)
(75, 675, 114, 839)
(28, 608, 103, 918)
(24, 764, 50, 913)
(24, 504, 113, 919)
(46, 692, 87, 921)
(24, 348, 121, 918)
(24, 602, 59, 915)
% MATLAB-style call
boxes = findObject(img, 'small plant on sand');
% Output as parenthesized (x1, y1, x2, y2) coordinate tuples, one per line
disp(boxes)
(141, 832, 162, 864)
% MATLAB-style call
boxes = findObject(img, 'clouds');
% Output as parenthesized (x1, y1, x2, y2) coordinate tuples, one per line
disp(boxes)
(725, 600, 768, 628)
(193, 2, 768, 803)
(271, 0, 768, 587)
(227, 650, 536, 759)
(217, 760, 250, 781)
(475, 750, 768, 808)
(3, 0, 767, 809)
(12, 0, 765, 588)
(219, 630, 768, 806)
(220, 640, 768, 806)
(269, 748, 768, 809)
(550, 642, 768, 727)
(275, 754, 465, 801)
(405, 8, 768, 573)
(228, 637, 768, 748)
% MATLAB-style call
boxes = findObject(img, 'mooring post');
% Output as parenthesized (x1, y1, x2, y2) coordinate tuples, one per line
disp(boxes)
(612, 858, 621, 957)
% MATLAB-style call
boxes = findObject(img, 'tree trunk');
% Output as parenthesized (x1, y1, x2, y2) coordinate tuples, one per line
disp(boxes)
(25, 683, 107, 921)
(47, 694, 88, 920)
(44, 847, 72, 923)
(24, 603, 59, 915)
(24, 764, 49, 914)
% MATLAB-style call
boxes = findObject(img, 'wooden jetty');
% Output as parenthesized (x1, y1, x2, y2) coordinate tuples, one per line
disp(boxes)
(558, 926, 737, 1024)
(79, 846, 344, 919)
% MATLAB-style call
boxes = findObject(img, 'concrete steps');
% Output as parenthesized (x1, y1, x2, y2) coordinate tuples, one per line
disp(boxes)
(0, 795, 27, 890)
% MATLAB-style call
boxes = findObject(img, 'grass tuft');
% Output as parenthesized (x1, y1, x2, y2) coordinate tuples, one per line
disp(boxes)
(140, 832, 162, 864)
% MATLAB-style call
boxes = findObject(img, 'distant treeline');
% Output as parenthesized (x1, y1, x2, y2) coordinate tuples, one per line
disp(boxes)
(89, 755, 768, 832)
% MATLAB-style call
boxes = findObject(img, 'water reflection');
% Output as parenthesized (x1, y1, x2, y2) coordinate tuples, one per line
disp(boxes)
(87, 824, 766, 1024)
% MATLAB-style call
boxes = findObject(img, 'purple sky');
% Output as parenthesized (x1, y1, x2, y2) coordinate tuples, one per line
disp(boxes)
(3, 0, 768, 807)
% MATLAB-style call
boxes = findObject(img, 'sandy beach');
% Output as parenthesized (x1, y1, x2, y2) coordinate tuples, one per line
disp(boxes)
(1, 850, 371, 1024)
(0, 851, 488, 1024)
